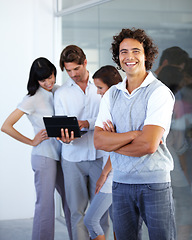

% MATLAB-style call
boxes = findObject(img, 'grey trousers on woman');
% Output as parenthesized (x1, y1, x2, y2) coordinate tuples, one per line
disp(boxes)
(31, 155, 72, 240)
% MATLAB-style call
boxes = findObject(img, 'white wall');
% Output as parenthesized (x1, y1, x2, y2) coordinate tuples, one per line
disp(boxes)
(0, 0, 61, 220)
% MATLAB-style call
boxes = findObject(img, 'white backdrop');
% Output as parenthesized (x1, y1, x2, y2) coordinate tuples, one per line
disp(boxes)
(0, 0, 62, 220)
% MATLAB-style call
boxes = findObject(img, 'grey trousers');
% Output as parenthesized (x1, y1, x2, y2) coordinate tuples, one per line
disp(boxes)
(61, 157, 110, 240)
(31, 155, 72, 240)
(84, 191, 112, 238)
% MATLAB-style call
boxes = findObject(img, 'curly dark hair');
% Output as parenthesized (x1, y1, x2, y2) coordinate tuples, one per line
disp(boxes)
(111, 28, 158, 71)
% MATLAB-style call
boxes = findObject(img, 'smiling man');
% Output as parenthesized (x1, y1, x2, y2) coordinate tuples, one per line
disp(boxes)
(94, 28, 176, 240)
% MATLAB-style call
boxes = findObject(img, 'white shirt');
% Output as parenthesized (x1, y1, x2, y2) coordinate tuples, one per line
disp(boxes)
(54, 73, 103, 162)
(95, 71, 175, 140)
(17, 85, 61, 160)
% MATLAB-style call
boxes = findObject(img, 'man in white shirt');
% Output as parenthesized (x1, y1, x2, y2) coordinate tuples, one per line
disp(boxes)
(54, 45, 109, 240)
(94, 28, 176, 240)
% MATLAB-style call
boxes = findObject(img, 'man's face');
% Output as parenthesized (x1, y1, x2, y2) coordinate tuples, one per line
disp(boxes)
(119, 38, 146, 76)
(64, 60, 87, 83)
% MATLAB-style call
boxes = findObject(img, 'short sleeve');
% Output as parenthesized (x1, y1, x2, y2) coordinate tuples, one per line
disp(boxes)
(95, 89, 113, 129)
(17, 95, 35, 114)
(144, 85, 175, 132)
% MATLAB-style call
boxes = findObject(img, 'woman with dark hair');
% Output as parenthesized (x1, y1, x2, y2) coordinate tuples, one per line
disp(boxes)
(83, 65, 124, 240)
(84, 65, 122, 240)
(93, 65, 123, 96)
(1, 57, 72, 240)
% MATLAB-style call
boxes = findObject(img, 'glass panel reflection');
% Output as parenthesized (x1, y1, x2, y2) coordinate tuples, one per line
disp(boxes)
(157, 49, 192, 240)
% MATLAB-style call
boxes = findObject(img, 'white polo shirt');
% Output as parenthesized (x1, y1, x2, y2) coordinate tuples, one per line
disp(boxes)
(95, 71, 174, 140)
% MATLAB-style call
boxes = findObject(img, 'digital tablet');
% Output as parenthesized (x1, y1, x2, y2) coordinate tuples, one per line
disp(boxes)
(43, 116, 87, 138)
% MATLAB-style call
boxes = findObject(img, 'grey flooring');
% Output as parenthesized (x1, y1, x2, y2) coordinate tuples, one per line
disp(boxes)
(2, 217, 192, 240)
(0, 218, 69, 240)
(0, 217, 150, 240)
(0, 218, 117, 240)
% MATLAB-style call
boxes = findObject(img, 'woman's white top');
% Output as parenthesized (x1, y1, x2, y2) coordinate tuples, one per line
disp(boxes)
(17, 85, 61, 160)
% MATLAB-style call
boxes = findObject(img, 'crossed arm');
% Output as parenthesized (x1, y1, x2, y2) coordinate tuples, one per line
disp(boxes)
(94, 122, 164, 157)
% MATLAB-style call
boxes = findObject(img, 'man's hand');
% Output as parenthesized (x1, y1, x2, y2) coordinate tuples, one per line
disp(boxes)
(78, 120, 89, 130)
(103, 120, 115, 132)
(57, 128, 75, 143)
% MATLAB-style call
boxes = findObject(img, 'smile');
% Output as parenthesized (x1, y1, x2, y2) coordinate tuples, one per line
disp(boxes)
(125, 62, 136, 67)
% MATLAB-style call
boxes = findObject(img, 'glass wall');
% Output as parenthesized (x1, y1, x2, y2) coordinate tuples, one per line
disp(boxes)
(59, 0, 192, 74)
(57, 0, 192, 239)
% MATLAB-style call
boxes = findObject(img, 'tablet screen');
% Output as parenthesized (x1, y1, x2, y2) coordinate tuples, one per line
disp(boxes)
(43, 116, 87, 138)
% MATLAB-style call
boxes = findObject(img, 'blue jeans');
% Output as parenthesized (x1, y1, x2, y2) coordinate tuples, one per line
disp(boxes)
(112, 182, 176, 240)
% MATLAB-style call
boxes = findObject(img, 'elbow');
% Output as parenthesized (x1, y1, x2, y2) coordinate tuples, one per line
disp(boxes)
(94, 143, 100, 150)
(94, 138, 111, 152)
(1, 125, 6, 133)
(147, 148, 156, 155)
(94, 127, 113, 152)
(94, 131, 107, 150)
(1, 122, 10, 135)
(144, 142, 158, 155)
(94, 127, 104, 150)
(94, 135, 102, 150)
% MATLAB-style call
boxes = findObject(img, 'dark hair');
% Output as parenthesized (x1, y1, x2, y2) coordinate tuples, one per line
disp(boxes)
(158, 65, 183, 94)
(27, 57, 56, 96)
(93, 65, 122, 88)
(184, 58, 192, 77)
(159, 46, 189, 66)
(60, 45, 86, 71)
(111, 28, 158, 71)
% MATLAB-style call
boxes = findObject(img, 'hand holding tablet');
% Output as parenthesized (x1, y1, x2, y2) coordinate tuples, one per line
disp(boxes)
(43, 116, 88, 138)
